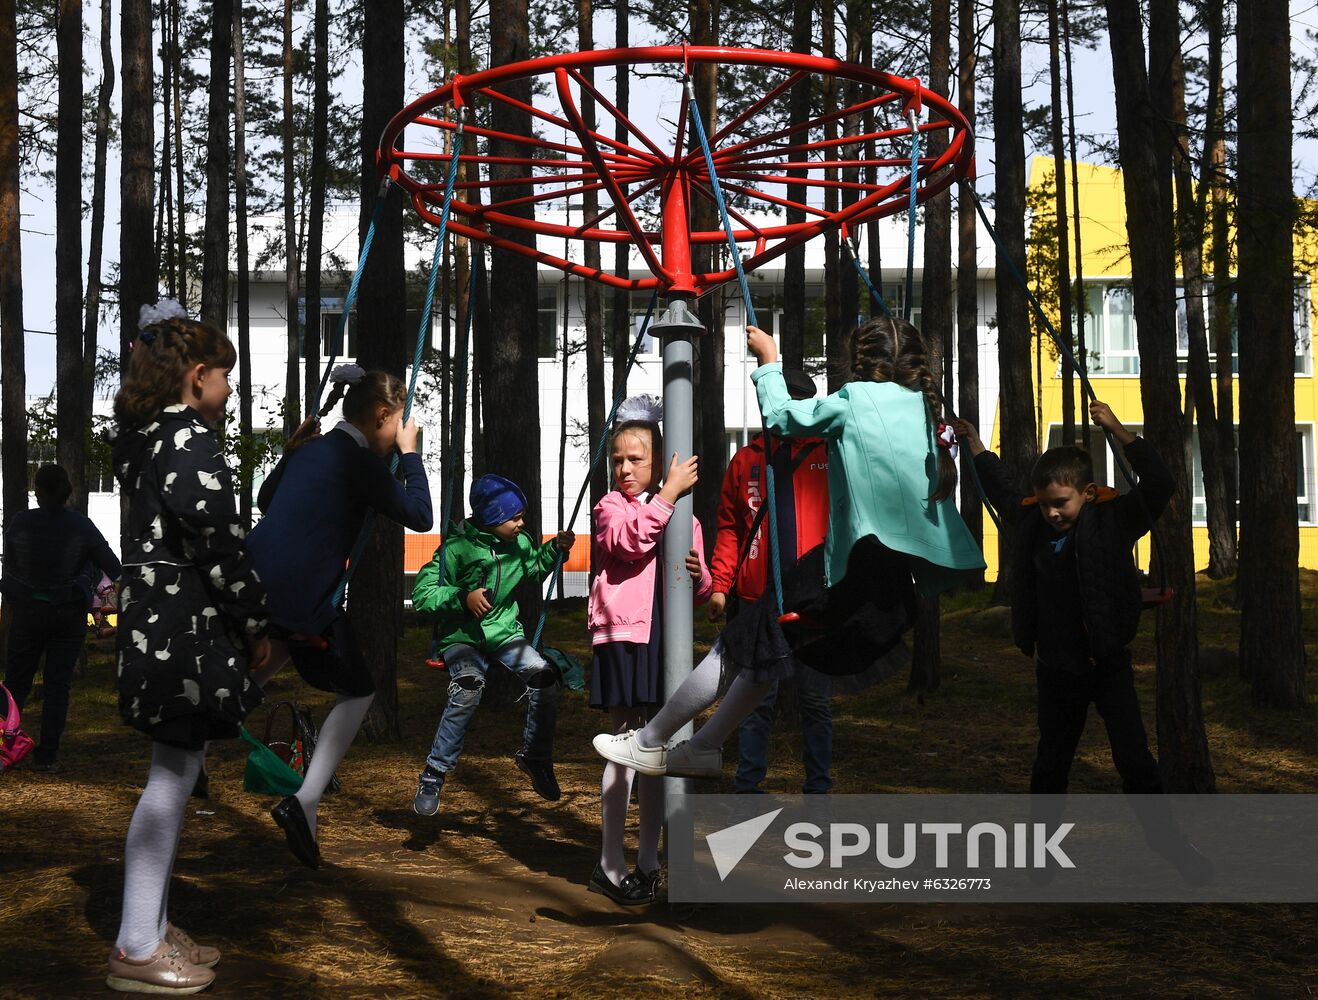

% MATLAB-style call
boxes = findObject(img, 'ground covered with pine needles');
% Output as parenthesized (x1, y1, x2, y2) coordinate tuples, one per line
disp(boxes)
(4, 574, 1318, 998)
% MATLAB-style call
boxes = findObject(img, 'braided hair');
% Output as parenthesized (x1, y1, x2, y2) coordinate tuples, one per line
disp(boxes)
(318, 367, 406, 422)
(113, 310, 237, 430)
(841, 315, 957, 502)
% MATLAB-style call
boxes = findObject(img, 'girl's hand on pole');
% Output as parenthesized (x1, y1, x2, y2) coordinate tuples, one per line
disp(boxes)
(396, 414, 420, 454)
(659, 453, 699, 503)
(746, 325, 779, 365)
(685, 548, 703, 579)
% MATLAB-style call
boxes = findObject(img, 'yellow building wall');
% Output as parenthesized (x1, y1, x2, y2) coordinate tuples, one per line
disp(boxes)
(976, 159, 1318, 579)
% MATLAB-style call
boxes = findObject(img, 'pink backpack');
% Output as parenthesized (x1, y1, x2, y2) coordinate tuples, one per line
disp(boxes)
(0, 682, 34, 770)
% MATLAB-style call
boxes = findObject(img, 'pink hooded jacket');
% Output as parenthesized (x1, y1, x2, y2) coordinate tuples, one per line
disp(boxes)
(588, 489, 712, 646)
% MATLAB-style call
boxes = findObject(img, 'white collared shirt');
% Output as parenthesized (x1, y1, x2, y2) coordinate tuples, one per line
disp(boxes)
(334, 420, 369, 450)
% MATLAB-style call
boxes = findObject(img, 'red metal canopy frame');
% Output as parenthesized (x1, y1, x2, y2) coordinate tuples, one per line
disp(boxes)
(379, 45, 974, 297)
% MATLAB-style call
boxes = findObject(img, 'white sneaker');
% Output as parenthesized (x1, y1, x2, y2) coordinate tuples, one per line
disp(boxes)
(665, 740, 723, 779)
(592, 730, 667, 775)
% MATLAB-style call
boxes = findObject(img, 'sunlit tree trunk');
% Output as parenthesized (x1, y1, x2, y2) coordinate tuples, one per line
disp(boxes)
(55, 0, 84, 510)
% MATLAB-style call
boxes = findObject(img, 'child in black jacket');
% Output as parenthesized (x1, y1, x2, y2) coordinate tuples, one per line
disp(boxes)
(952, 401, 1173, 795)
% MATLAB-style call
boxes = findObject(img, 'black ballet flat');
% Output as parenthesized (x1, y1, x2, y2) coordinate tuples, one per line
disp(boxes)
(588, 863, 654, 906)
(271, 796, 321, 870)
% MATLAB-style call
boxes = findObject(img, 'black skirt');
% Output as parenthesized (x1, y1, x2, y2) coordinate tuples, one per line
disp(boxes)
(589, 575, 663, 709)
(716, 536, 916, 695)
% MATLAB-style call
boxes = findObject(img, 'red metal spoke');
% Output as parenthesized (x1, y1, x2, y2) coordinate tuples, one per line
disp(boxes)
(480, 82, 664, 166)
(706, 178, 832, 221)
(707, 70, 808, 147)
(703, 91, 900, 165)
(554, 67, 665, 276)
(687, 178, 768, 238)
(564, 67, 670, 162)
(717, 170, 898, 196)
(718, 157, 926, 172)
(573, 177, 663, 236)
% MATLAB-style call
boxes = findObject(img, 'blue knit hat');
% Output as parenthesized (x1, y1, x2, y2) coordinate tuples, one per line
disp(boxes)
(470, 474, 527, 529)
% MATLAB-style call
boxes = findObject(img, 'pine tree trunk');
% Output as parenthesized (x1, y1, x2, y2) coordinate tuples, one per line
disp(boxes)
(991, 0, 1035, 604)
(171, 0, 185, 307)
(82, 0, 114, 483)
(1170, 38, 1230, 581)
(1062, 0, 1090, 453)
(282, 0, 301, 435)
(610, 0, 630, 400)
(821, 0, 844, 394)
(580, 0, 606, 518)
(352, 0, 408, 741)
(1237, 0, 1306, 707)
(955, 0, 983, 586)
(120, 1, 156, 362)
(201, 0, 231, 330)
(0, 0, 26, 529)
(484, 0, 543, 677)
(234, 0, 254, 526)
(1047, 0, 1074, 446)
(304, 0, 328, 418)
(1107, 0, 1213, 790)
(780, 0, 811, 371)
(55, 0, 84, 510)
(911, 0, 952, 693)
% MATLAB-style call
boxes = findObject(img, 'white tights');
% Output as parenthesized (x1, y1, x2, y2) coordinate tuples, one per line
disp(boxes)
(294, 692, 373, 840)
(115, 743, 205, 960)
(599, 706, 663, 886)
(636, 645, 774, 752)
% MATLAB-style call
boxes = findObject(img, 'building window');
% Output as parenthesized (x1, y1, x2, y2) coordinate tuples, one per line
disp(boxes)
(744, 281, 842, 360)
(602, 289, 660, 357)
(538, 284, 560, 358)
(318, 309, 358, 357)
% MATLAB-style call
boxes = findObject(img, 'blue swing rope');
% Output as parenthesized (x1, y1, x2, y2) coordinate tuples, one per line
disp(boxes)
(334, 113, 467, 607)
(530, 288, 662, 649)
(965, 185, 1168, 592)
(903, 109, 921, 323)
(685, 74, 787, 618)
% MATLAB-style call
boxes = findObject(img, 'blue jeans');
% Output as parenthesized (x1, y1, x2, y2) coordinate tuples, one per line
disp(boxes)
(425, 638, 558, 774)
(734, 680, 834, 794)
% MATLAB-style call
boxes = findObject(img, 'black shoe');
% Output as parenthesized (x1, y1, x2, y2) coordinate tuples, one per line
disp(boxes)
(413, 766, 445, 817)
(514, 750, 561, 801)
(271, 796, 321, 869)
(632, 866, 662, 898)
(191, 770, 209, 800)
(588, 863, 654, 906)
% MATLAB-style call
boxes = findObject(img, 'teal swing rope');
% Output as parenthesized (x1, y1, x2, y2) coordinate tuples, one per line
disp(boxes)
(530, 288, 661, 649)
(685, 75, 787, 618)
(333, 114, 467, 608)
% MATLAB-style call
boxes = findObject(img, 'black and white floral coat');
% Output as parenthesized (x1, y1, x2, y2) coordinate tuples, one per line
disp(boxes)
(112, 404, 270, 736)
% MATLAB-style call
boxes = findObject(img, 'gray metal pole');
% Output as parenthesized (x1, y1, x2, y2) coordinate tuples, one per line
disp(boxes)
(651, 296, 705, 818)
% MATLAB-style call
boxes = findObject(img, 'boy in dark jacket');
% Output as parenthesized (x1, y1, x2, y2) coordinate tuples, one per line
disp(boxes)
(411, 474, 574, 816)
(952, 401, 1172, 795)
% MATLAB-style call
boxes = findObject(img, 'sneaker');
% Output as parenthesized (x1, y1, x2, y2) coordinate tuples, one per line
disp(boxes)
(665, 740, 722, 779)
(106, 941, 215, 994)
(591, 730, 666, 776)
(165, 924, 220, 969)
(587, 863, 654, 906)
(514, 750, 561, 801)
(413, 766, 445, 817)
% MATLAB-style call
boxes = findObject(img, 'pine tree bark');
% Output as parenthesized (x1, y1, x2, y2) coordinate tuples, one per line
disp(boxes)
(201, 0, 232, 330)
(55, 0, 84, 510)
(1062, 0, 1090, 453)
(1237, 0, 1306, 707)
(821, 0, 845, 393)
(0, 0, 26, 529)
(171, 0, 185, 306)
(1108, 0, 1213, 790)
(912, 0, 952, 693)
(282, 0, 301, 435)
(991, 0, 1035, 603)
(955, 0, 983, 585)
(1047, 0, 1074, 445)
(120, 0, 157, 367)
(304, 0, 328, 418)
(234, 0, 254, 526)
(580, 0, 606, 517)
(82, 0, 114, 482)
(609, 0, 631, 400)
(780, 0, 811, 371)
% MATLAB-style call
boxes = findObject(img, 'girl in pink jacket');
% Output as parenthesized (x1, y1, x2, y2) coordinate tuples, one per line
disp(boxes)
(587, 395, 711, 905)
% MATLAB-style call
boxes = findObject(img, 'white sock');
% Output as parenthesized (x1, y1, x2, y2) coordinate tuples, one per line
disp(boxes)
(689, 675, 775, 752)
(116, 743, 204, 960)
(637, 646, 723, 748)
(294, 692, 373, 840)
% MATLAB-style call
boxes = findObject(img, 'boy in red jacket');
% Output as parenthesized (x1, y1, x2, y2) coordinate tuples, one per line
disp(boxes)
(709, 368, 834, 794)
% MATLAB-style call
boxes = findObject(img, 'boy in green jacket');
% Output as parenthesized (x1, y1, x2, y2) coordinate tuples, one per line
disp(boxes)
(412, 474, 574, 816)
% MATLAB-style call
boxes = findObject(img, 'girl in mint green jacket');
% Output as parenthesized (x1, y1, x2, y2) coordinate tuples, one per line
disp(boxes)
(594, 316, 986, 783)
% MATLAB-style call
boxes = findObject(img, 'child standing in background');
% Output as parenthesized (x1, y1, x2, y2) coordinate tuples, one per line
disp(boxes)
(588, 395, 711, 905)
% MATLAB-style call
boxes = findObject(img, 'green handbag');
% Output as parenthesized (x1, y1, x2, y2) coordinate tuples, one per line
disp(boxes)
(541, 645, 586, 691)
(240, 725, 304, 796)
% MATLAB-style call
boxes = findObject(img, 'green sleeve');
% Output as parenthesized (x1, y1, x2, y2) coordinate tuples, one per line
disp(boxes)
(412, 545, 466, 615)
(529, 537, 561, 581)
